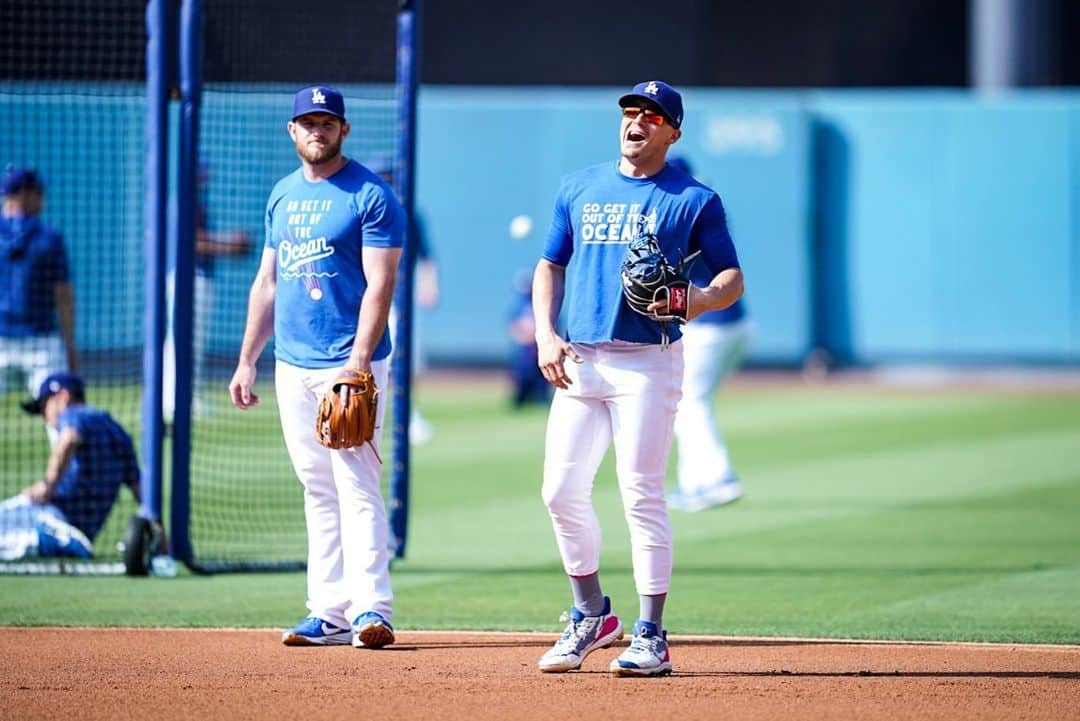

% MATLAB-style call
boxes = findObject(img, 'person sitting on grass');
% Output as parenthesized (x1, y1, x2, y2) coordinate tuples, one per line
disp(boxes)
(0, 372, 141, 560)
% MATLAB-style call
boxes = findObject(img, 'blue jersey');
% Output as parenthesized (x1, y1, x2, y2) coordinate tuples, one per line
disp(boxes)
(542, 161, 740, 345)
(687, 256, 747, 326)
(52, 405, 140, 540)
(265, 159, 406, 368)
(0, 215, 69, 337)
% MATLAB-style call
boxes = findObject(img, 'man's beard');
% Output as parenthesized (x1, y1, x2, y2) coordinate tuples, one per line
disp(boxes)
(296, 137, 343, 165)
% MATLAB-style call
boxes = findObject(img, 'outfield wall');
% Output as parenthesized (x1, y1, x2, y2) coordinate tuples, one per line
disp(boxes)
(417, 88, 1080, 366)
(2, 87, 1077, 367)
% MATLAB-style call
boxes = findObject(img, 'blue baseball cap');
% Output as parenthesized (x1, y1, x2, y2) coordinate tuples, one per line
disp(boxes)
(291, 85, 346, 121)
(2, 165, 44, 196)
(618, 80, 684, 129)
(21, 372, 85, 415)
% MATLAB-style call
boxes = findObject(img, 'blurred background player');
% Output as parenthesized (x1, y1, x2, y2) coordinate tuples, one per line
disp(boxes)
(0, 166, 78, 401)
(0, 372, 140, 560)
(507, 268, 548, 408)
(229, 86, 403, 649)
(367, 156, 440, 445)
(665, 156, 753, 512)
(163, 162, 251, 423)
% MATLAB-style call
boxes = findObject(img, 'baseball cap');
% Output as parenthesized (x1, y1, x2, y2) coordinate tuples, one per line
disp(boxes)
(618, 80, 684, 129)
(2, 165, 44, 196)
(291, 85, 346, 121)
(21, 372, 85, 415)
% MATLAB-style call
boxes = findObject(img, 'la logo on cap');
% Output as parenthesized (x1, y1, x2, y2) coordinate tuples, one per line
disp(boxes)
(311, 88, 326, 105)
(644, 81, 659, 95)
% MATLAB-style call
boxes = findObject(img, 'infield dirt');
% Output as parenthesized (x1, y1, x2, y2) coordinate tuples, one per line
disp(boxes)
(2, 629, 1078, 721)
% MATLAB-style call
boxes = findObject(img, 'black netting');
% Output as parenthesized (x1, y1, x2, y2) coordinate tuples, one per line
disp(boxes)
(182, 1, 400, 567)
(1, 0, 146, 570)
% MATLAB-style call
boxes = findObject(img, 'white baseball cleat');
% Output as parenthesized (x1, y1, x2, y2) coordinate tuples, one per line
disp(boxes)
(538, 596, 624, 673)
(610, 620, 673, 677)
(667, 476, 743, 512)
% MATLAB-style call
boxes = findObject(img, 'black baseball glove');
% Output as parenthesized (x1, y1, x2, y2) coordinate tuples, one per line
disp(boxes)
(620, 221, 698, 325)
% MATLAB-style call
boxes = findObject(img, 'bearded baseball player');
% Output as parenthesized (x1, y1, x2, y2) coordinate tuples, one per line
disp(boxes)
(532, 80, 744, 676)
(228, 86, 404, 649)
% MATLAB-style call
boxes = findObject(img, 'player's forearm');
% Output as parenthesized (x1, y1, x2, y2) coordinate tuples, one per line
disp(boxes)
(692, 268, 744, 316)
(532, 260, 565, 342)
(348, 247, 401, 368)
(54, 283, 79, 371)
(41, 428, 79, 497)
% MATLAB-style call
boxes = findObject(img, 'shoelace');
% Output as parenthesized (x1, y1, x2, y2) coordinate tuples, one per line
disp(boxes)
(551, 611, 600, 653)
(627, 632, 665, 656)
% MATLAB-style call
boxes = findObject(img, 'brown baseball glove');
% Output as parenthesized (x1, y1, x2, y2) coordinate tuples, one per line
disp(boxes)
(314, 368, 380, 456)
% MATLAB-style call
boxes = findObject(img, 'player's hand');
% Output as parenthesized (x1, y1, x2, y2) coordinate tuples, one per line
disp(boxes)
(25, 480, 51, 504)
(229, 362, 260, 410)
(536, 333, 582, 390)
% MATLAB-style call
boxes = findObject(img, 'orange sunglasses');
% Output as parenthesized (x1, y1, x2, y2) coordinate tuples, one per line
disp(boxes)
(621, 107, 667, 126)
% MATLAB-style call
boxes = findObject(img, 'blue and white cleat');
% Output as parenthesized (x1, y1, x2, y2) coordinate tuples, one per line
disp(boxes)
(352, 611, 395, 649)
(538, 596, 624, 673)
(35, 516, 93, 559)
(610, 620, 673, 677)
(667, 476, 743, 512)
(281, 616, 352, 646)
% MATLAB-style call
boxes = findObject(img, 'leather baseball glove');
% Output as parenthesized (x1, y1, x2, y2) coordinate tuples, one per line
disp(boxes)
(314, 368, 380, 456)
(620, 222, 700, 343)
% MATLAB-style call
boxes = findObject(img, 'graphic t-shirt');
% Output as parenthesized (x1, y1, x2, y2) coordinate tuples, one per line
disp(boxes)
(265, 159, 406, 368)
(542, 161, 740, 344)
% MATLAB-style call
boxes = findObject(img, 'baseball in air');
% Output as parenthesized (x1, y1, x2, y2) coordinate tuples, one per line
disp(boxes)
(310, 288, 323, 301)
(509, 214, 534, 239)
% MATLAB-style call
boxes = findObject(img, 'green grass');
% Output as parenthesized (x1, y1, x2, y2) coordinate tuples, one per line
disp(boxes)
(2, 379, 1080, 644)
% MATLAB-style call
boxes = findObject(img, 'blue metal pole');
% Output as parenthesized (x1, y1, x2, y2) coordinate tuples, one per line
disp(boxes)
(140, 0, 168, 527)
(170, 0, 203, 564)
(389, 0, 421, 559)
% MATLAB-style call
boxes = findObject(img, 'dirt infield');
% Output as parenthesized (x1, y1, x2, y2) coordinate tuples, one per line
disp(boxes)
(2, 629, 1078, 721)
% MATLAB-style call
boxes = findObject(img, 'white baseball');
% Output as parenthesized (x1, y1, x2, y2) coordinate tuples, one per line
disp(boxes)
(309, 288, 323, 301)
(509, 214, 533, 239)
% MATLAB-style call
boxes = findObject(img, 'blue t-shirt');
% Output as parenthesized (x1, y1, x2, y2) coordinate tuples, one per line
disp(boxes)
(51, 405, 140, 540)
(265, 159, 406, 368)
(542, 161, 740, 344)
(0, 215, 70, 337)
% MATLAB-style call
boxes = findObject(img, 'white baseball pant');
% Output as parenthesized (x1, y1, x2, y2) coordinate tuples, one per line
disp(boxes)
(0, 333, 68, 396)
(274, 359, 393, 627)
(541, 340, 683, 596)
(673, 319, 753, 493)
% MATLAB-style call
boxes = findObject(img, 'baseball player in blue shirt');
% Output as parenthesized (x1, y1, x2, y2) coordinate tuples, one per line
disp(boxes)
(0, 166, 78, 399)
(228, 86, 404, 650)
(665, 156, 753, 511)
(533, 81, 744, 676)
(0, 373, 140, 561)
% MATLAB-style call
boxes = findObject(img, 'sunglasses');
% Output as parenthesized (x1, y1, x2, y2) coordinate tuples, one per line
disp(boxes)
(621, 107, 667, 126)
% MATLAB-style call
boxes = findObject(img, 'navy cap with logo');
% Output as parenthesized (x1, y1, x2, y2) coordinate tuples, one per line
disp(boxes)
(291, 85, 346, 122)
(21, 372, 85, 415)
(2, 165, 44, 197)
(618, 80, 684, 129)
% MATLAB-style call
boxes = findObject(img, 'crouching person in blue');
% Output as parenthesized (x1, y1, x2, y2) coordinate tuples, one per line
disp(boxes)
(0, 373, 140, 560)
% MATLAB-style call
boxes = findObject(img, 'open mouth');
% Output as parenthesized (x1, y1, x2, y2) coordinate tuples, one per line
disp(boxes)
(626, 129, 647, 143)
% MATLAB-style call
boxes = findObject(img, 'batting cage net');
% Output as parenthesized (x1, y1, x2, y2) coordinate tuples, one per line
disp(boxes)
(180, 1, 403, 570)
(0, 0, 147, 573)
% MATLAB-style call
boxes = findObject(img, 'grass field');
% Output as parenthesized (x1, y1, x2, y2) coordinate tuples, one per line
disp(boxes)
(2, 373, 1079, 644)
